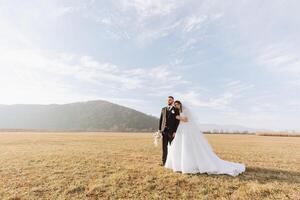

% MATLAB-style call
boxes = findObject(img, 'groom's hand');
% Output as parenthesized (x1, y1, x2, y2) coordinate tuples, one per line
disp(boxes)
(172, 132, 176, 138)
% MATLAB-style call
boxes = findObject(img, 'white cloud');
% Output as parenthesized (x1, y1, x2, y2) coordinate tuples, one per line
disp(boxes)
(175, 80, 254, 110)
(80, 0, 223, 45)
(135, 19, 182, 45)
(183, 15, 207, 32)
(177, 90, 233, 109)
(119, 0, 177, 18)
(52, 6, 78, 18)
(0, 17, 34, 49)
(0, 49, 188, 104)
(224, 80, 254, 95)
(257, 44, 300, 74)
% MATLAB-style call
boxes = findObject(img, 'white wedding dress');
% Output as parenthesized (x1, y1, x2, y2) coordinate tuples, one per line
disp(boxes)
(165, 104, 245, 176)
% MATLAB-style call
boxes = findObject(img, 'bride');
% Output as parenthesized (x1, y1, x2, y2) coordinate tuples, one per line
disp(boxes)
(165, 100, 245, 176)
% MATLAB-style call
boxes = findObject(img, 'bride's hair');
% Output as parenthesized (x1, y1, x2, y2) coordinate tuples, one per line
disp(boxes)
(174, 100, 183, 112)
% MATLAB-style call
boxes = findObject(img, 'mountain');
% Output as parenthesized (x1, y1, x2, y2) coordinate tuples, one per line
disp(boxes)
(0, 100, 158, 132)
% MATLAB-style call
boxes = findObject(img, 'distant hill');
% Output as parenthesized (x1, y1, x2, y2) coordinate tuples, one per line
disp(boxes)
(0, 100, 158, 132)
(198, 123, 258, 133)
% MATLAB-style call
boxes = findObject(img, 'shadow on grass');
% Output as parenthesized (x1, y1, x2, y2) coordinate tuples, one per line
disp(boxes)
(184, 166, 300, 184)
(238, 166, 300, 184)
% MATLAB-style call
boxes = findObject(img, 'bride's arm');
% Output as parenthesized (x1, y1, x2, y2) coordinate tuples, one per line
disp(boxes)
(176, 115, 188, 122)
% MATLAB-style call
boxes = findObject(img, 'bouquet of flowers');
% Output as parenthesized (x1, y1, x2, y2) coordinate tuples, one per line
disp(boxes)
(153, 131, 162, 147)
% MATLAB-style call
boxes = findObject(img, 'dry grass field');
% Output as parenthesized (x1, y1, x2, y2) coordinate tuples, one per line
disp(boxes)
(256, 132, 300, 137)
(0, 132, 299, 200)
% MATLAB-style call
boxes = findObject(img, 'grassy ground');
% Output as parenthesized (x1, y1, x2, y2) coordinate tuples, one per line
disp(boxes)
(0, 132, 299, 200)
(256, 132, 300, 137)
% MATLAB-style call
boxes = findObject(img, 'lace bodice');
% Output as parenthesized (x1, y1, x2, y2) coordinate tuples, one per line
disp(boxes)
(178, 109, 188, 123)
(180, 110, 186, 117)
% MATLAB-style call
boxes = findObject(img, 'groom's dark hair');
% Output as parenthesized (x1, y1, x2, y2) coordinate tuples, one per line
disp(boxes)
(168, 96, 174, 100)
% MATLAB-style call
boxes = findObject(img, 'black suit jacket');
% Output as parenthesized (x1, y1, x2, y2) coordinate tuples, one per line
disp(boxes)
(159, 106, 180, 134)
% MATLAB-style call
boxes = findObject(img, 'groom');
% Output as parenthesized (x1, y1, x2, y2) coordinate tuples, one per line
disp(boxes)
(158, 96, 180, 166)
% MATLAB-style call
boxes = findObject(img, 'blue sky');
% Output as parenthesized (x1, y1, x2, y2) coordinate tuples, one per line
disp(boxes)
(1, 0, 300, 130)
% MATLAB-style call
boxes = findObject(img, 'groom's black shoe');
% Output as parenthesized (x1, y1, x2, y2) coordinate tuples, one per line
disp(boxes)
(159, 163, 165, 166)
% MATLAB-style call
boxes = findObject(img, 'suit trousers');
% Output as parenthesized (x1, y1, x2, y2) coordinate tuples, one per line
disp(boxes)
(162, 129, 174, 165)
